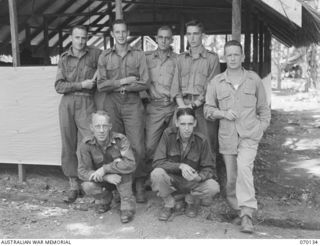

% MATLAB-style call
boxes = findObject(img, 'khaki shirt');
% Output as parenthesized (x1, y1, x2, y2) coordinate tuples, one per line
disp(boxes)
(55, 46, 101, 94)
(77, 132, 136, 181)
(153, 127, 217, 181)
(97, 45, 149, 93)
(171, 45, 220, 104)
(204, 69, 271, 154)
(145, 49, 177, 100)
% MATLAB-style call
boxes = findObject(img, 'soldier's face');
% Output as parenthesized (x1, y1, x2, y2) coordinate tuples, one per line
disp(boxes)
(71, 28, 87, 51)
(176, 115, 197, 140)
(111, 23, 129, 45)
(91, 115, 112, 143)
(224, 45, 244, 70)
(156, 29, 173, 51)
(186, 26, 202, 48)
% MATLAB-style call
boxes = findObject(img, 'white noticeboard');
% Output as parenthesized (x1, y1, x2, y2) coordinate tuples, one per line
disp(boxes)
(0, 66, 62, 166)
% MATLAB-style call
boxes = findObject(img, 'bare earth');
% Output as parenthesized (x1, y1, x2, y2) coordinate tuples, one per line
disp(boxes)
(1, 80, 320, 239)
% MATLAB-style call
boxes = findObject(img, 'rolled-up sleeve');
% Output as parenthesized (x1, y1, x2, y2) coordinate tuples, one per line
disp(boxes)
(54, 59, 82, 94)
(97, 54, 122, 93)
(102, 136, 136, 174)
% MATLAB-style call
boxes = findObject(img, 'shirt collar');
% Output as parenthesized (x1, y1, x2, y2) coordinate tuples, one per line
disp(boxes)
(185, 45, 207, 59)
(66, 46, 89, 57)
(88, 132, 116, 147)
(220, 67, 248, 85)
(111, 44, 133, 54)
(176, 129, 195, 144)
(153, 47, 174, 59)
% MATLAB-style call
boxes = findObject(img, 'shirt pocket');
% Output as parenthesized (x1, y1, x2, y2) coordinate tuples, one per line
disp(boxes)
(217, 91, 232, 110)
(168, 148, 181, 162)
(126, 62, 139, 77)
(160, 62, 175, 89)
(106, 63, 120, 79)
(85, 60, 97, 79)
(242, 87, 256, 108)
(92, 150, 104, 167)
(181, 69, 189, 90)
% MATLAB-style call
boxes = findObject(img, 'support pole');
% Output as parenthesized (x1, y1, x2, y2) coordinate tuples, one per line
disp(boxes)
(18, 164, 26, 182)
(179, 14, 185, 53)
(232, 0, 241, 41)
(244, 0, 251, 69)
(252, 14, 258, 73)
(115, 0, 123, 19)
(259, 21, 264, 77)
(43, 16, 50, 65)
(58, 29, 63, 55)
(8, 0, 20, 66)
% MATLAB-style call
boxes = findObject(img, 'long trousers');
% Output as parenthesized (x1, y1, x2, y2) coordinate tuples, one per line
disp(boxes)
(81, 174, 135, 211)
(151, 168, 220, 208)
(145, 100, 175, 173)
(59, 94, 95, 188)
(103, 92, 146, 178)
(222, 138, 258, 218)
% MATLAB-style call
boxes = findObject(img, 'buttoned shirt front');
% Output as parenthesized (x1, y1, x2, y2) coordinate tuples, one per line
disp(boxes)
(204, 69, 271, 154)
(152, 127, 216, 181)
(55, 46, 101, 94)
(97, 45, 149, 93)
(171, 45, 220, 104)
(145, 48, 177, 100)
(77, 132, 136, 181)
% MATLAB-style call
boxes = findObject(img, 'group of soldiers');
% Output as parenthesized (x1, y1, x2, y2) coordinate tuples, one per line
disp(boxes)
(54, 19, 270, 233)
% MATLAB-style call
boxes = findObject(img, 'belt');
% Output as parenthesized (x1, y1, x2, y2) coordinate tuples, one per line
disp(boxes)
(70, 92, 92, 97)
(151, 97, 170, 103)
(182, 94, 199, 101)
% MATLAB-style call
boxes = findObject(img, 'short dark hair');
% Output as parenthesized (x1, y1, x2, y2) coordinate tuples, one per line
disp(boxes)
(111, 19, 128, 31)
(224, 40, 243, 54)
(176, 107, 196, 120)
(157, 25, 173, 35)
(185, 20, 204, 33)
(91, 110, 111, 124)
(70, 25, 88, 35)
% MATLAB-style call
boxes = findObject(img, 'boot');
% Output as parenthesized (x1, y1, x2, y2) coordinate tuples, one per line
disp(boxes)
(240, 215, 254, 234)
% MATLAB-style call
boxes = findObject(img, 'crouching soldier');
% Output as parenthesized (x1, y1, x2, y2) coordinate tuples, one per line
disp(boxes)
(77, 110, 136, 223)
(151, 108, 220, 221)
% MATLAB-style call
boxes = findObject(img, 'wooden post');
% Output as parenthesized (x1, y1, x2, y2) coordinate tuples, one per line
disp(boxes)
(58, 29, 63, 55)
(259, 21, 264, 77)
(244, 0, 251, 69)
(25, 24, 31, 49)
(103, 34, 107, 49)
(252, 14, 258, 73)
(179, 14, 185, 53)
(264, 28, 271, 75)
(141, 36, 144, 50)
(232, 0, 241, 41)
(18, 164, 26, 182)
(43, 16, 50, 65)
(115, 0, 123, 19)
(108, 2, 114, 47)
(8, 0, 20, 66)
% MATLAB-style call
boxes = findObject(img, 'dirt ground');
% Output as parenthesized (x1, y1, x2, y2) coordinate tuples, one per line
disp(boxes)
(1, 79, 320, 239)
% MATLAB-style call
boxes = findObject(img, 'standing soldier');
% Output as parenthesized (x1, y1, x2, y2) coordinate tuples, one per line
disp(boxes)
(145, 26, 177, 176)
(171, 20, 221, 205)
(55, 25, 101, 203)
(204, 40, 271, 233)
(97, 19, 150, 203)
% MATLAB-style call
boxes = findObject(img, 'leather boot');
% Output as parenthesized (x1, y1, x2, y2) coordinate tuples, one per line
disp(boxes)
(158, 207, 173, 221)
(120, 210, 135, 223)
(63, 190, 79, 204)
(240, 215, 254, 233)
